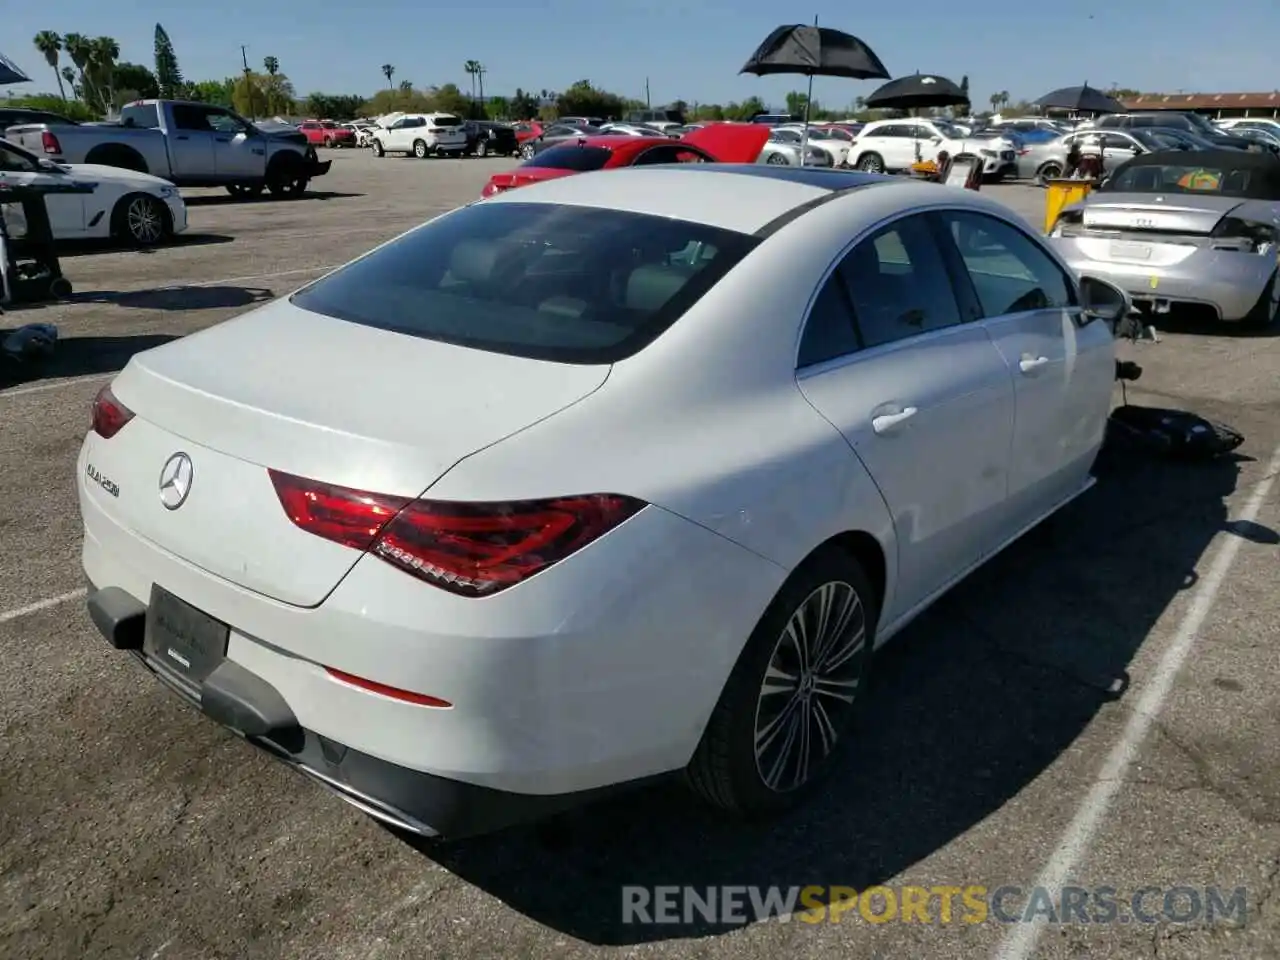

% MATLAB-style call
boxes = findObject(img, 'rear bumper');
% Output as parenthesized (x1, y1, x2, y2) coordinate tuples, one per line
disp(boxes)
(1051, 239, 1272, 320)
(86, 585, 637, 839)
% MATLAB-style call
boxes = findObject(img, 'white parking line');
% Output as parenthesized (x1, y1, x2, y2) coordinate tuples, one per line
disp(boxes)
(0, 587, 88, 625)
(993, 440, 1280, 960)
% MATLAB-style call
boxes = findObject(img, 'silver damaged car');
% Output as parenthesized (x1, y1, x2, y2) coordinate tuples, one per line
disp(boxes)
(1048, 149, 1280, 327)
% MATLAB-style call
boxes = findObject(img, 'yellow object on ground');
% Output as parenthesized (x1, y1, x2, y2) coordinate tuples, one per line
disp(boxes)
(1043, 179, 1096, 233)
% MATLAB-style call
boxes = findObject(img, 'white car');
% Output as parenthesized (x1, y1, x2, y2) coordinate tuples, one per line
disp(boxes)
(0, 137, 186, 246)
(79, 165, 1128, 839)
(851, 118, 1019, 178)
(369, 113, 468, 158)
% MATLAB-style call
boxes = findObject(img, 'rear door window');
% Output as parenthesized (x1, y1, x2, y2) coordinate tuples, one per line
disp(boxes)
(289, 201, 761, 364)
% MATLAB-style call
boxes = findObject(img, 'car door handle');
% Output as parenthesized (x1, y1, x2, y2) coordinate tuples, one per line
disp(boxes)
(871, 407, 918, 434)
(1019, 356, 1050, 373)
(175, 135, 189, 141)
(252, 148, 265, 155)
(215, 137, 230, 143)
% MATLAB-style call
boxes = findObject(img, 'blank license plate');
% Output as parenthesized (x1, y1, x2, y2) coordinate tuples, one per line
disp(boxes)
(1110, 240, 1152, 260)
(144, 586, 229, 684)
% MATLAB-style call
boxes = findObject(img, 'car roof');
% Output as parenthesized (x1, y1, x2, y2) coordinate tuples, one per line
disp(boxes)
(482, 164, 894, 234)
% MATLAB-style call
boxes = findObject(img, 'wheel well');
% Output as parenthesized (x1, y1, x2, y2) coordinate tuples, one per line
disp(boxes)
(823, 531, 887, 613)
(84, 144, 147, 174)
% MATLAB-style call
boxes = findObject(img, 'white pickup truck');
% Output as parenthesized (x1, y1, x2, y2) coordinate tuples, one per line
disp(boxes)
(3, 99, 332, 199)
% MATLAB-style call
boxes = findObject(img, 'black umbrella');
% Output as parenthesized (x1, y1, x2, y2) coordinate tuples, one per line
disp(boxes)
(0, 51, 31, 86)
(741, 24, 891, 81)
(741, 21, 890, 165)
(865, 73, 968, 110)
(1035, 83, 1125, 115)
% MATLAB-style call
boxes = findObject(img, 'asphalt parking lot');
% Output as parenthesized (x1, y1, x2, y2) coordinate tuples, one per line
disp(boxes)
(1, 151, 1278, 960)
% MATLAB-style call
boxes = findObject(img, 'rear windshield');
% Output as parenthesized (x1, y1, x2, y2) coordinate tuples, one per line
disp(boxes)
(522, 145, 612, 171)
(1103, 163, 1269, 196)
(119, 104, 159, 129)
(290, 201, 760, 364)
(432, 115, 462, 127)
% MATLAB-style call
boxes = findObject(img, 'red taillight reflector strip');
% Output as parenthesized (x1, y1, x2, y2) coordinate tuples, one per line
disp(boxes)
(91, 384, 134, 438)
(268, 470, 645, 597)
(269, 469, 408, 551)
(325, 667, 452, 708)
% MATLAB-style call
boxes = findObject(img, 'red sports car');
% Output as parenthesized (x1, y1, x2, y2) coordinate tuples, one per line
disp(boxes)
(480, 124, 771, 199)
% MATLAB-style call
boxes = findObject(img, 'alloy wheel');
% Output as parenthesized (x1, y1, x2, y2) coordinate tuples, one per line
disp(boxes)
(752, 581, 866, 793)
(126, 197, 165, 244)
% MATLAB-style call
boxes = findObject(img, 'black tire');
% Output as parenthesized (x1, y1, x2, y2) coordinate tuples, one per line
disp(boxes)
(225, 183, 264, 199)
(83, 146, 148, 174)
(1036, 161, 1064, 185)
(266, 159, 309, 198)
(372, 139, 385, 158)
(856, 152, 884, 173)
(413, 139, 429, 159)
(1241, 271, 1280, 330)
(111, 193, 171, 246)
(323, 136, 334, 149)
(520, 142, 535, 160)
(686, 545, 876, 817)
(475, 139, 489, 158)
(766, 151, 789, 165)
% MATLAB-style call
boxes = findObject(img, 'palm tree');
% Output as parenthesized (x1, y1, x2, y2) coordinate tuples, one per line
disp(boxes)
(999, 90, 1010, 110)
(61, 65, 76, 97)
(89, 36, 120, 113)
(381, 63, 394, 89)
(263, 55, 279, 77)
(464, 60, 479, 103)
(988, 92, 1000, 113)
(33, 31, 67, 101)
(398, 79, 412, 93)
(62, 34, 98, 109)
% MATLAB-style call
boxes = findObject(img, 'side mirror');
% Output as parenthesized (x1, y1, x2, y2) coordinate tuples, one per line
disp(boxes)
(929, 136, 942, 144)
(1079, 275, 1132, 325)
(37, 158, 61, 172)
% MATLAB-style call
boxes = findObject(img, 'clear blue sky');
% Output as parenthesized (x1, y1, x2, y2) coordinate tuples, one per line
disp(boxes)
(6, 0, 1277, 111)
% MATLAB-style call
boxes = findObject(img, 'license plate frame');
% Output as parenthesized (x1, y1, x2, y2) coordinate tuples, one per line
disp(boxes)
(1109, 240, 1152, 260)
(143, 586, 229, 686)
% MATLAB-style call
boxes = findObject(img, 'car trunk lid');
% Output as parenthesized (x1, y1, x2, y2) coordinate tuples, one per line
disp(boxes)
(680, 124, 772, 163)
(100, 297, 609, 606)
(1080, 193, 1243, 235)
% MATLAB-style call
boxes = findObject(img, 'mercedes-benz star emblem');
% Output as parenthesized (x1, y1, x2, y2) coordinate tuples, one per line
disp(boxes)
(158, 453, 194, 510)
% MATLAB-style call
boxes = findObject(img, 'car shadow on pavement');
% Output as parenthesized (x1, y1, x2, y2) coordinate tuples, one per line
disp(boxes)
(56, 234, 236, 258)
(404, 439, 1273, 945)
(0, 333, 177, 387)
(183, 191, 364, 206)
(67, 285, 275, 312)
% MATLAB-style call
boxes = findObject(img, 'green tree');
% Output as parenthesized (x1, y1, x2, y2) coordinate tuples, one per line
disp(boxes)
(33, 31, 67, 101)
(959, 75, 970, 115)
(154, 23, 184, 98)
(186, 78, 234, 107)
(488, 95, 510, 119)
(62, 34, 96, 106)
(87, 37, 120, 112)
(9, 93, 99, 121)
(263, 55, 279, 78)
(381, 63, 394, 89)
(556, 80, 625, 120)
(304, 93, 364, 121)
(232, 72, 267, 118)
(113, 62, 159, 103)
(433, 83, 470, 116)
(510, 87, 539, 120)
(785, 90, 815, 119)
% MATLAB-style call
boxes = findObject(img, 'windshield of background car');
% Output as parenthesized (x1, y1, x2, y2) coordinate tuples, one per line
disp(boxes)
(931, 121, 961, 138)
(1103, 162, 1268, 196)
(289, 201, 761, 364)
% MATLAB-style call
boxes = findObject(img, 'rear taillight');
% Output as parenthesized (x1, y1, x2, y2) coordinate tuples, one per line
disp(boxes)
(268, 470, 644, 596)
(41, 131, 62, 155)
(91, 384, 134, 438)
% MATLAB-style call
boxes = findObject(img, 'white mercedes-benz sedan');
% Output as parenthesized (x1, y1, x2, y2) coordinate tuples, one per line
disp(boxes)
(79, 164, 1130, 839)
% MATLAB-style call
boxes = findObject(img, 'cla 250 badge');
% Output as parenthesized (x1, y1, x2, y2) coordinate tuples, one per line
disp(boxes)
(86, 463, 119, 498)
